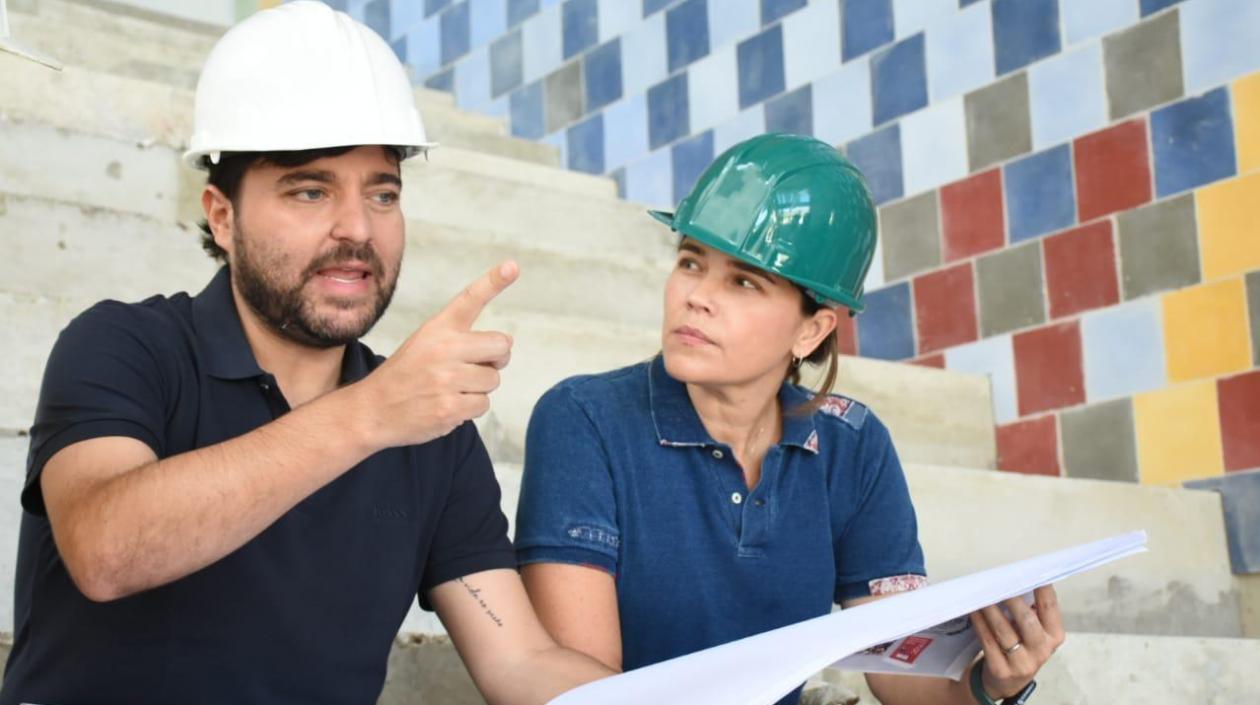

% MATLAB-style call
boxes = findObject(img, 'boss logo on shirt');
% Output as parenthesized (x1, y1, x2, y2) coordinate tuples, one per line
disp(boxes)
(372, 506, 410, 523)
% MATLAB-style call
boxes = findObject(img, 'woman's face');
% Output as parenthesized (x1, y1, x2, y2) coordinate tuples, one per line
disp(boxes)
(661, 238, 837, 388)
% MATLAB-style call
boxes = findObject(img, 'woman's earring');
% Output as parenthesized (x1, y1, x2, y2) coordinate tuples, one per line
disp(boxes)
(791, 355, 804, 368)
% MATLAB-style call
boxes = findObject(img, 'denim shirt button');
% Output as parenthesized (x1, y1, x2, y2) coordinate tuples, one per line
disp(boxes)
(712, 449, 724, 460)
(731, 492, 743, 505)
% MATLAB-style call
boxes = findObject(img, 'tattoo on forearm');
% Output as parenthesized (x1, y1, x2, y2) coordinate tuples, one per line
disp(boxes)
(457, 578, 504, 628)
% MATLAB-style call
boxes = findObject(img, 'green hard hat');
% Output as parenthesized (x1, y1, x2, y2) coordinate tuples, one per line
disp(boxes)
(649, 133, 878, 313)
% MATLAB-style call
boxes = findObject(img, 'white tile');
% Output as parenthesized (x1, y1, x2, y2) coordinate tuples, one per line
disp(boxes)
(454, 46, 493, 111)
(812, 57, 872, 147)
(405, 16, 443, 78)
(865, 235, 887, 291)
(900, 97, 967, 196)
(603, 93, 651, 171)
(707, 0, 760, 51)
(713, 106, 767, 155)
(621, 10, 669, 97)
(782, 0, 842, 90)
(1060, 0, 1137, 45)
(389, 0, 429, 41)
(624, 148, 675, 209)
(925, 0, 993, 103)
(687, 43, 740, 133)
(541, 129, 568, 167)
(1029, 41, 1107, 150)
(469, 0, 508, 49)
(1082, 297, 1167, 403)
(522, 3, 564, 84)
(892, 0, 956, 39)
(598, 0, 640, 42)
(482, 94, 511, 119)
(945, 334, 1019, 424)
(1180, 0, 1260, 95)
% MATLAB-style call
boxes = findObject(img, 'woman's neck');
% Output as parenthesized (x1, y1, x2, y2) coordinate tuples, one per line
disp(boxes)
(686, 373, 784, 486)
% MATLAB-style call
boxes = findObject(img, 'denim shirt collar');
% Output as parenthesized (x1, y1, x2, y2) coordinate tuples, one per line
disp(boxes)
(191, 266, 372, 384)
(647, 355, 820, 454)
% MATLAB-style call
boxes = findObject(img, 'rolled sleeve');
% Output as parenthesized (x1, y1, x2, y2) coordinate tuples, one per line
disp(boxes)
(514, 382, 620, 576)
(832, 414, 926, 603)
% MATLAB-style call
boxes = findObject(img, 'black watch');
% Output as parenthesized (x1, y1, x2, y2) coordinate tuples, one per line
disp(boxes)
(969, 657, 1037, 705)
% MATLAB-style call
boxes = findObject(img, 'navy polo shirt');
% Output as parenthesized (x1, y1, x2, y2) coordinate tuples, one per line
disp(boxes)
(515, 357, 925, 704)
(1, 267, 515, 705)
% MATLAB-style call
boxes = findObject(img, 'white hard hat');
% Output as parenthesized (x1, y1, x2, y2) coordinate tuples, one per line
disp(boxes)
(183, 0, 435, 170)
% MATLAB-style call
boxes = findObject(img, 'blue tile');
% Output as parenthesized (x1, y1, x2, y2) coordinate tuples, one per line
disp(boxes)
(510, 80, 546, 138)
(672, 130, 715, 202)
(736, 24, 786, 109)
(1003, 145, 1076, 243)
(389, 0, 425, 40)
(562, 0, 598, 59)
(666, 0, 710, 72)
(584, 39, 623, 112)
(959, 0, 984, 5)
(625, 148, 674, 206)
(761, 0, 805, 26)
(390, 36, 407, 64)
(764, 84, 812, 136)
(405, 16, 443, 76)
(842, 0, 894, 61)
(643, 0, 673, 17)
(604, 91, 649, 169)
(491, 30, 524, 97)
(1185, 470, 1260, 574)
(325, 0, 348, 12)
(1140, 0, 1184, 16)
(870, 33, 927, 126)
(364, 0, 391, 39)
(425, 67, 455, 92)
(426, 0, 453, 18)
(991, 0, 1061, 76)
(440, 2, 471, 64)
(648, 73, 690, 149)
(470, 0, 508, 48)
(508, 0, 540, 26)
(858, 282, 915, 360)
(846, 124, 903, 205)
(567, 113, 605, 174)
(1151, 88, 1238, 198)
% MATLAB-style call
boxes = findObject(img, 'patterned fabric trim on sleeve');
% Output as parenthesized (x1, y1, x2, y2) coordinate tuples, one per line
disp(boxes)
(868, 573, 928, 595)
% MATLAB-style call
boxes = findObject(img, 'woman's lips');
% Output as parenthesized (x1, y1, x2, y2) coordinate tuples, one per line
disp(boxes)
(673, 325, 715, 346)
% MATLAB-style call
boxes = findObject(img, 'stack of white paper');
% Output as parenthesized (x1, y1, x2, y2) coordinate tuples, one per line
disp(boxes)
(549, 531, 1148, 705)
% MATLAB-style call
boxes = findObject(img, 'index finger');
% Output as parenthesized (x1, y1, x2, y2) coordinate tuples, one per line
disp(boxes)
(434, 261, 519, 331)
(1033, 585, 1065, 640)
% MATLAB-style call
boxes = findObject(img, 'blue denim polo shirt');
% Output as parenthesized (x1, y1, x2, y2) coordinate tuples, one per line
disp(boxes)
(515, 356, 925, 700)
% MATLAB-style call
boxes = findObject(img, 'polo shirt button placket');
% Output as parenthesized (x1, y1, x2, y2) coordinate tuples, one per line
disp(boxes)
(712, 448, 724, 460)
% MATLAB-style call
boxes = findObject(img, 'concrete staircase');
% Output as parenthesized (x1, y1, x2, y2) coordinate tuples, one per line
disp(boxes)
(0, 2, 1255, 703)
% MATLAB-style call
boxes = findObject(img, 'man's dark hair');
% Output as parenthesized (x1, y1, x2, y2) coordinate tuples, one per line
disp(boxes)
(196, 146, 399, 262)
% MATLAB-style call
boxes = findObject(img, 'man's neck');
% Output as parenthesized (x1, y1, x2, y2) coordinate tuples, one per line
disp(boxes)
(231, 287, 346, 408)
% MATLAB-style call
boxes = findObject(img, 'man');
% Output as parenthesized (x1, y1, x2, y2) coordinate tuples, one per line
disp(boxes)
(0, 3, 612, 703)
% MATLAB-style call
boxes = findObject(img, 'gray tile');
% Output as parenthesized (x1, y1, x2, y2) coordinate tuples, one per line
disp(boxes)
(1104, 10, 1185, 120)
(1185, 469, 1260, 574)
(490, 30, 524, 98)
(1061, 399, 1140, 483)
(1248, 272, 1260, 368)
(878, 191, 941, 282)
(965, 72, 1032, 172)
(976, 241, 1045, 337)
(544, 60, 583, 134)
(1116, 193, 1201, 300)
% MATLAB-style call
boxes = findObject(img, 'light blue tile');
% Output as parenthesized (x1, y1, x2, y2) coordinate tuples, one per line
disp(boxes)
(521, 3, 563, 82)
(843, 0, 895, 61)
(992, 0, 1061, 76)
(562, 0, 599, 59)
(426, 0, 454, 17)
(643, 0, 673, 16)
(944, 334, 1018, 423)
(891, 0, 956, 39)
(846, 123, 902, 205)
(1082, 297, 1166, 402)
(622, 11, 668, 96)
(1060, 0, 1137, 45)
(812, 57, 872, 147)
(900, 97, 967, 195)
(567, 113, 605, 173)
(737, 24, 786, 108)
(708, 0, 759, 51)
(624, 148, 675, 207)
(391, 0, 428, 40)
(364, 0, 391, 40)
(469, 0, 507, 48)
(454, 45, 493, 110)
(598, 0, 639, 41)
(603, 92, 650, 170)
(781, 0, 841, 90)
(871, 33, 927, 126)
(584, 38, 623, 111)
(666, 0, 710, 72)
(1180, 0, 1260, 95)
(713, 106, 767, 155)
(672, 130, 715, 202)
(405, 16, 443, 77)
(687, 42, 740, 132)
(541, 128, 568, 165)
(764, 84, 813, 135)
(866, 236, 886, 290)
(648, 72, 690, 148)
(925, 0, 993, 102)
(1029, 41, 1107, 150)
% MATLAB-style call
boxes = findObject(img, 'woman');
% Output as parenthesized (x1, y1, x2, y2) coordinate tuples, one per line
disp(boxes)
(514, 134, 1062, 705)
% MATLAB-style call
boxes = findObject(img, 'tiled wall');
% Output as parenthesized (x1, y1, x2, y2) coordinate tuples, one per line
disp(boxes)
(334, 0, 1260, 488)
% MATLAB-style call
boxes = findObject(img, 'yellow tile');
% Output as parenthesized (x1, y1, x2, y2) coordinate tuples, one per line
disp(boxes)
(1134, 381, 1224, 485)
(1198, 172, 1260, 280)
(1162, 278, 1251, 382)
(1237, 72, 1260, 175)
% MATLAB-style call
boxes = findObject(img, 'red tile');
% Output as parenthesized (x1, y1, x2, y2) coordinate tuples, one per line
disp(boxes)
(913, 262, 979, 354)
(1074, 119, 1153, 222)
(997, 415, 1061, 477)
(835, 309, 858, 356)
(941, 169, 1006, 262)
(1042, 220, 1121, 319)
(911, 353, 946, 369)
(1219, 370, 1260, 472)
(1014, 321, 1086, 416)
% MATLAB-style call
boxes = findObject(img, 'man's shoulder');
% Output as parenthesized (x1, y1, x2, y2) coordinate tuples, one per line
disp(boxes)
(59, 292, 196, 356)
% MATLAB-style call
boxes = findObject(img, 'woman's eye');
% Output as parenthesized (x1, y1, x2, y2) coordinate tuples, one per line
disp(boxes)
(677, 258, 700, 271)
(735, 277, 759, 290)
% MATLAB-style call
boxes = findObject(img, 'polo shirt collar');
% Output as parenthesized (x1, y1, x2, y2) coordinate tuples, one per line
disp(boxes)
(647, 355, 820, 454)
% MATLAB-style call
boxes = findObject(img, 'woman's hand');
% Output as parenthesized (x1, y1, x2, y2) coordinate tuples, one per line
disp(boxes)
(969, 585, 1066, 700)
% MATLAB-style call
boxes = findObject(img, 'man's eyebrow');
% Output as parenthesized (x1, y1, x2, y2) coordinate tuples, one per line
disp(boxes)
(276, 170, 336, 186)
(366, 172, 402, 188)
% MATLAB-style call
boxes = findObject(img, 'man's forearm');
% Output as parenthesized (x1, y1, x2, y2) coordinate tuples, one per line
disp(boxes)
(54, 384, 377, 601)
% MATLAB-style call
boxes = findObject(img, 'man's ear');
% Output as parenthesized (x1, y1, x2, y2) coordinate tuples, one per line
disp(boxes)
(202, 184, 235, 256)
(794, 306, 839, 359)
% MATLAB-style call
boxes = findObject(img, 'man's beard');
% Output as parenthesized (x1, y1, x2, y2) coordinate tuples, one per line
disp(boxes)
(230, 220, 399, 349)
